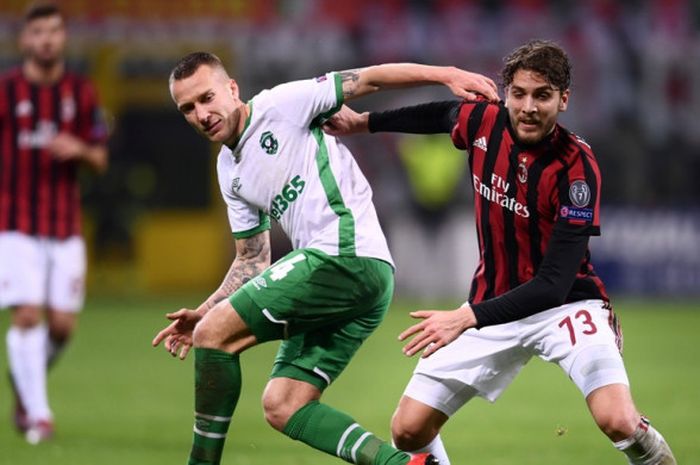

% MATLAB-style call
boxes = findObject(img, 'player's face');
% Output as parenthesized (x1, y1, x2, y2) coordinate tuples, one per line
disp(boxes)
(20, 14, 66, 68)
(505, 69, 569, 145)
(170, 64, 244, 145)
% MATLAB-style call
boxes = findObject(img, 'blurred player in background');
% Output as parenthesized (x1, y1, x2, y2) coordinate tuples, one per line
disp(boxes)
(324, 40, 676, 465)
(0, 2, 108, 444)
(152, 52, 497, 465)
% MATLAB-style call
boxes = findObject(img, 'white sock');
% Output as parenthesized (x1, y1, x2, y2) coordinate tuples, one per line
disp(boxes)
(7, 325, 52, 422)
(407, 434, 450, 465)
(614, 418, 676, 465)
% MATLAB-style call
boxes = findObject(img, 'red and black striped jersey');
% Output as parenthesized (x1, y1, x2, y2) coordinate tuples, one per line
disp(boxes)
(0, 67, 107, 238)
(451, 101, 608, 305)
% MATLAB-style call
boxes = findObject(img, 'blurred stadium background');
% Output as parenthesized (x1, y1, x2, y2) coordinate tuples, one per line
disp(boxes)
(2, 0, 700, 299)
(0, 1, 698, 464)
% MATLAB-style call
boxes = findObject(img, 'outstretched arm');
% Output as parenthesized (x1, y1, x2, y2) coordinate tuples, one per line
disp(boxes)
(399, 227, 590, 358)
(323, 101, 462, 137)
(152, 231, 271, 359)
(339, 64, 499, 102)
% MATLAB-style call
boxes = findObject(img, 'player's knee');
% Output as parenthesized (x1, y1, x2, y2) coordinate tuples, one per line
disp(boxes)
(47, 314, 76, 343)
(261, 390, 294, 432)
(11, 306, 42, 328)
(192, 319, 224, 349)
(594, 407, 639, 441)
(391, 410, 435, 451)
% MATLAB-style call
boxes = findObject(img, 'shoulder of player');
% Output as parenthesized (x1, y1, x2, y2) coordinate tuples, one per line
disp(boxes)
(455, 99, 501, 130)
(556, 126, 598, 160)
(0, 66, 22, 84)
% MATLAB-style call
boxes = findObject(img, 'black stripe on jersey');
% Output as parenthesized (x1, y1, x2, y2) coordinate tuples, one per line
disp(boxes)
(66, 77, 82, 234)
(466, 103, 487, 303)
(50, 84, 62, 237)
(29, 84, 40, 235)
(479, 109, 508, 300)
(6, 79, 18, 231)
(526, 150, 558, 272)
(505, 144, 521, 289)
(466, 102, 487, 147)
(580, 149, 598, 210)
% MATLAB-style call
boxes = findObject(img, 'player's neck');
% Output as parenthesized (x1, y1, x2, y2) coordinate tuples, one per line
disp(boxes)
(226, 102, 251, 150)
(23, 59, 64, 85)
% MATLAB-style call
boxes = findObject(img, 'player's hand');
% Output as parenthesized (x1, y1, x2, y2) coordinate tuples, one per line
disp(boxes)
(398, 306, 477, 358)
(48, 132, 88, 162)
(152, 308, 203, 360)
(322, 105, 369, 136)
(443, 68, 500, 102)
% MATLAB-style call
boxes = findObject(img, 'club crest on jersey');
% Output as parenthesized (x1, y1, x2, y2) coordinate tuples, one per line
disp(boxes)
(517, 156, 528, 183)
(15, 100, 33, 117)
(260, 131, 279, 155)
(569, 180, 591, 207)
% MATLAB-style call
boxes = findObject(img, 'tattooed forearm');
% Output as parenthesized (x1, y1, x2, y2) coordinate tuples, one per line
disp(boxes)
(208, 232, 271, 307)
(339, 69, 361, 98)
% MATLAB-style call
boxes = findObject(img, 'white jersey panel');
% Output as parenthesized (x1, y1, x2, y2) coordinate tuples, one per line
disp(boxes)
(216, 73, 393, 267)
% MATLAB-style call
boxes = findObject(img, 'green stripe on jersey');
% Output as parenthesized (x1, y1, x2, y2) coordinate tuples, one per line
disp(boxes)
(314, 73, 344, 125)
(311, 126, 355, 256)
(233, 211, 270, 239)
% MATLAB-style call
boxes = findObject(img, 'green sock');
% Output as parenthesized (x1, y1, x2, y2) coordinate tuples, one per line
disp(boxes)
(283, 401, 409, 465)
(188, 348, 242, 465)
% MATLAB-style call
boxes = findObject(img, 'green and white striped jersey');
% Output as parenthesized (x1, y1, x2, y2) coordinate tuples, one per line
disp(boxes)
(216, 72, 394, 268)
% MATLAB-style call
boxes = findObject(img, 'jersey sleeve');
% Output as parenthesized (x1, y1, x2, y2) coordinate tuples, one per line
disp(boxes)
(554, 144, 602, 236)
(267, 72, 343, 128)
(217, 156, 271, 239)
(451, 99, 495, 151)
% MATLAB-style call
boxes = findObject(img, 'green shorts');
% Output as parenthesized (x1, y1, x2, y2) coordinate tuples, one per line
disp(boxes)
(229, 248, 394, 391)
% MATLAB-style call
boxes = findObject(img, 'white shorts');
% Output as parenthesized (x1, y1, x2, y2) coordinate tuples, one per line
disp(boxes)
(404, 300, 628, 416)
(0, 232, 86, 312)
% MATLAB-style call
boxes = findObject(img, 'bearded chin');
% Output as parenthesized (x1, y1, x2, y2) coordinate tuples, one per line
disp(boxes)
(35, 55, 59, 69)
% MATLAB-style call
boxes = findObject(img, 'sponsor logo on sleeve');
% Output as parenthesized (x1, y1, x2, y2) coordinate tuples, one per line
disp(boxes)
(560, 205, 594, 222)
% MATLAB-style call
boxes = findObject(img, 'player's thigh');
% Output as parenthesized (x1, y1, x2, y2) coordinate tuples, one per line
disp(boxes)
(271, 301, 388, 391)
(407, 323, 530, 408)
(47, 236, 86, 312)
(228, 249, 394, 390)
(529, 300, 629, 397)
(0, 232, 47, 308)
(230, 248, 394, 341)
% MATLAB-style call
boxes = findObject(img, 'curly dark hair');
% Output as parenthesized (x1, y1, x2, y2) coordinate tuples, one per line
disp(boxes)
(500, 39, 571, 91)
(24, 2, 62, 23)
(169, 51, 225, 83)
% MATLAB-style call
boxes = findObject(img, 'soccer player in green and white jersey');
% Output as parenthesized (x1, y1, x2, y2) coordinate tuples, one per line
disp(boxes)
(152, 52, 498, 465)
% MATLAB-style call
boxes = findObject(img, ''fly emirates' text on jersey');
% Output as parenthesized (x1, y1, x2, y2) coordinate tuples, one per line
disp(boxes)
(217, 72, 394, 268)
(452, 101, 608, 305)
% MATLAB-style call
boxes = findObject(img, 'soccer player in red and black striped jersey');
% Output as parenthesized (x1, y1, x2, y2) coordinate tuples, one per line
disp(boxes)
(324, 40, 675, 465)
(0, 2, 108, 444)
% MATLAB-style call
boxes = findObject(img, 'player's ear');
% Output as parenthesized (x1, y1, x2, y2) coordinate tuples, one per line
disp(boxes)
(229, 79, 240, 99)
(558, 89, 570, 112)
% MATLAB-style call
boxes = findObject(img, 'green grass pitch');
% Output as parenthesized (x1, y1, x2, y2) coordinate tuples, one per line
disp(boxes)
(1, 294, 698, 464)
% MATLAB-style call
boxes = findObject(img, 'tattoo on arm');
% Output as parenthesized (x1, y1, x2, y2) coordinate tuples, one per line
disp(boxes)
(339, 69, 361, 98)
(203, 233, 271, 309)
